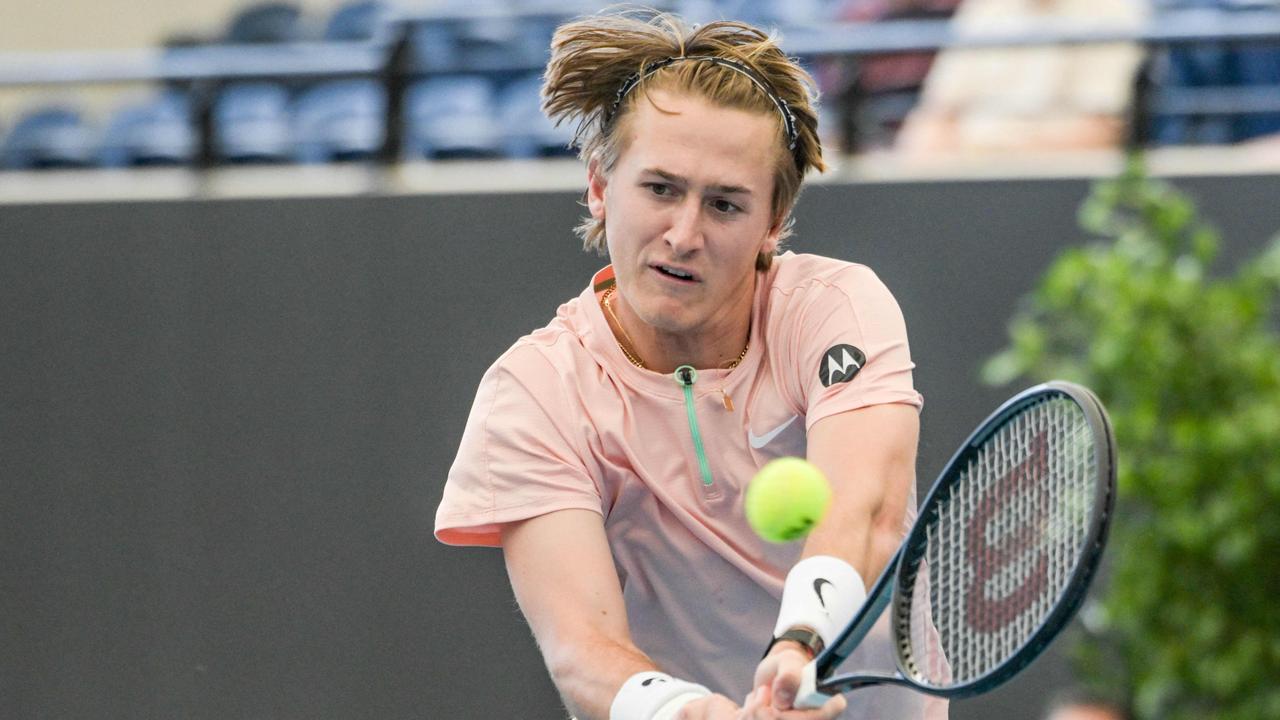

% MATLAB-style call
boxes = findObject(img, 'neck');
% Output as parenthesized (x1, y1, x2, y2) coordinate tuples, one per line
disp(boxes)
(602, 283, 754, 374)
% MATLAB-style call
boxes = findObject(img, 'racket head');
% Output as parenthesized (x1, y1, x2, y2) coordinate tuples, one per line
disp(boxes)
(890, 381, 1116, 697)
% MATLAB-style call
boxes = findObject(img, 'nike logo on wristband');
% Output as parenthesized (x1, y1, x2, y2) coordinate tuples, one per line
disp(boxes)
(813, 578, 833, 611)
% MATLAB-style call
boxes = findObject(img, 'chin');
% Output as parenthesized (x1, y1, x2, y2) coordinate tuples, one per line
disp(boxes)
(636, 306, 695, 335)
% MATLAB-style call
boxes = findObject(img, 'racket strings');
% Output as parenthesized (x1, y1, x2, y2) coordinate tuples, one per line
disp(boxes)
(904, 397, 1096, 687)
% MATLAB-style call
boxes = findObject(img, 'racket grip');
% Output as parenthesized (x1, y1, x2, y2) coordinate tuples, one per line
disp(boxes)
(794, 660, 833, 709)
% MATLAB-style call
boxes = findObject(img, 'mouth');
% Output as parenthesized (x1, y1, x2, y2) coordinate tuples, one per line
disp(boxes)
(650, 263, 699, 284)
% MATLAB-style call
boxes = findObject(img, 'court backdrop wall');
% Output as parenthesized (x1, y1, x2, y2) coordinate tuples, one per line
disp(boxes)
(3, 173, 1278, 720)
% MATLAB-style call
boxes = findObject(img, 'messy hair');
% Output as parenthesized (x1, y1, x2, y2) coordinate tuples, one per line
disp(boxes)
(542, 10, 826, 270)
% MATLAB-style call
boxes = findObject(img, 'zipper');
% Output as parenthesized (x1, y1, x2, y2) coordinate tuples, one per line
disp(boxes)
(674, 365, 714, 488)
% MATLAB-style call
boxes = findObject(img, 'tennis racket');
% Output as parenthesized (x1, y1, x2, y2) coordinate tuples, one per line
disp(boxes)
(797, 380, 1116, 706)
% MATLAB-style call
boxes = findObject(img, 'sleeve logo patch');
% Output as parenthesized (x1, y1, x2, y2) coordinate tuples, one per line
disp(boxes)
(819, 344, 865, 387)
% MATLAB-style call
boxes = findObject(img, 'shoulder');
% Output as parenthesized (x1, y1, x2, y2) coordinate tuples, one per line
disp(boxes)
(766, 253, 901, 319)
(480, 295, 607, 403)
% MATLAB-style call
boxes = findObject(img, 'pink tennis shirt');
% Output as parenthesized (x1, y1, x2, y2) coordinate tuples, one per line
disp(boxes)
(437, 252, 947, 718)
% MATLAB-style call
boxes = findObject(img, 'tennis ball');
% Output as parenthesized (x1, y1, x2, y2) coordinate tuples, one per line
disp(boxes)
(745, 457, 831, 543)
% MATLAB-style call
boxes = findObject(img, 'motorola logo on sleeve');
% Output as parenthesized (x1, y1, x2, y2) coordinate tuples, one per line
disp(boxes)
(819, 344, 865, 387)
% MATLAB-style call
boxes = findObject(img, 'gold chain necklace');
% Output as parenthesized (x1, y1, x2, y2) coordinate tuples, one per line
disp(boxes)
(600, 285, 749, 370)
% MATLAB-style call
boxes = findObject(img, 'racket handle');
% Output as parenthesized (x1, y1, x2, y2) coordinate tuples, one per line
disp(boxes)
(795, 660, 834, 709)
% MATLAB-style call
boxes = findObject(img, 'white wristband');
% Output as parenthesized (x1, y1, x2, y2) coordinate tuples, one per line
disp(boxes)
(772, 555, 866, 650)
(609, 671, 711, 720)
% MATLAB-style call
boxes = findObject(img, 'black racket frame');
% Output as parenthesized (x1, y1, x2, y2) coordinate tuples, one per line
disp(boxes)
(814, 381, 1117, 699)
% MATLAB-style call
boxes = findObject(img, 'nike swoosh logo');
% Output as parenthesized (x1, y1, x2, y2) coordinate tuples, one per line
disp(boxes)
(748, 415, 799, 449)
(813, 578, 833, 611)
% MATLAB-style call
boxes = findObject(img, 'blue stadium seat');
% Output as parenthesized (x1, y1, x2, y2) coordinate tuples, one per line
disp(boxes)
(293, 80, 386, 163)
(1150, 0, 1280, 144)
(213, 83, 293, 163)
(325, 0, 394, 42)
(99, 92, 194, 167)
(498, 74, 575, 159)
(691, 0, 831, 29)
(1234, 42, 1280, 139)
(226, 2, 305, 43)
(410, 0, 553, 75)
(404, 76, 503, 159)
(0, 106, 97, 170)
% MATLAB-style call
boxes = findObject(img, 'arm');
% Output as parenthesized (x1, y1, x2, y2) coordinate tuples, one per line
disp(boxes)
(501, 508, 654, 719)
(502, 509, 743, 720)
(754, 403, 919, 709)
(803, 402, 919, 582)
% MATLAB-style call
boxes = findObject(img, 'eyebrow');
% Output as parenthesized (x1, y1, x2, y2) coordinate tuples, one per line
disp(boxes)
(643, 168, 753, 196)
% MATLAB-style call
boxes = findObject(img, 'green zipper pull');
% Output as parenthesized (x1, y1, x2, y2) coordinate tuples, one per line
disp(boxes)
(675, 365, 714, 488)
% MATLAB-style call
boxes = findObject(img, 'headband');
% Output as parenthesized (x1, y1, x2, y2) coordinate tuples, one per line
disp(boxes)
(603, 55, 801, 154)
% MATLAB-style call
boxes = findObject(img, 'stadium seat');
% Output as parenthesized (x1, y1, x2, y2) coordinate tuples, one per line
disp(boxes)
(99, 92, 195, 167)
(694, 0, 830, 29)
(293, 80, 386, 163)
(226, 2, 305, 43)
(1149, 0, 1280, 144)
(498, 74, 575, 159)
(0, 106, 97, 170)
(1234, 42, 1280, 139)
(409, 0, 552, 75)
(404, 76, 503, 159)
(325, 0, 395, 42)
(213, 83, 293, 163)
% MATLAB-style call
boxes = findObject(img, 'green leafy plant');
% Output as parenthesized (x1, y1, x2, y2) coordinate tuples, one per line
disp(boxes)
(984, 157, 1280, 720)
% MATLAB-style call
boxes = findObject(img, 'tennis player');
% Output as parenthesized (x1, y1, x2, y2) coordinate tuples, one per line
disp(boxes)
(436, 10, 945, 720)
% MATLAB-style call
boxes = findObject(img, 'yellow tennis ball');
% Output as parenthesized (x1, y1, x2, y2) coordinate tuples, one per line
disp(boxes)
(745, 457, 831, 543)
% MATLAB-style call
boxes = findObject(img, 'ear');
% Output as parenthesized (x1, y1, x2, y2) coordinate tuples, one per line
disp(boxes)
(761, 214, 785, 256)
(586, 159, 607, 221)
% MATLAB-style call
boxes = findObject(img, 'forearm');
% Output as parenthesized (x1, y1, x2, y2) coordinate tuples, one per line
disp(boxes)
(762, 405, 918, 659)
(800, 491, 901, 584)
(543, 634, 659, 720)
(501, 509, 699, 720)
(801, 404, 919, 582)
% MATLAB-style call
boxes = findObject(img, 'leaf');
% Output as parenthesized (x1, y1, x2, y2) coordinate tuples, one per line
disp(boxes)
(984, 156, 1280, 719)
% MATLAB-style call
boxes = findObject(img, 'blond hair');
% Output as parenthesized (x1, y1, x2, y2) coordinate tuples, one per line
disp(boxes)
(542, 10, 826, 270)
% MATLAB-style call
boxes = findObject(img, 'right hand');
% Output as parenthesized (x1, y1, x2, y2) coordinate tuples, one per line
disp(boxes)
(738, 685, 846, 720)
(673, 693, 742, 719)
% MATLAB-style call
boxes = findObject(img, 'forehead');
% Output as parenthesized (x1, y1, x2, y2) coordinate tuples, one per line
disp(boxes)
(615, 89, 781, 187)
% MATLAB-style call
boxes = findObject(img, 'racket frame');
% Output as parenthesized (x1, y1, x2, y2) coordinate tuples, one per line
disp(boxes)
(800, 381, 1117, 703)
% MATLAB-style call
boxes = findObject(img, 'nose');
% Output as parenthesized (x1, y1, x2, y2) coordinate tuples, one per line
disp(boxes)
(663, 196, 704, 257)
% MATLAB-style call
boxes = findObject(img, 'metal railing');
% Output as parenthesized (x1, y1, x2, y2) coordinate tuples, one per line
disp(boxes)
(0, 5, 1277, 164)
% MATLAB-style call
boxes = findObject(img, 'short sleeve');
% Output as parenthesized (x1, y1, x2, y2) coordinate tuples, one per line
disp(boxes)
(793, 266, 922, 429)
(434, 345, 603, 547)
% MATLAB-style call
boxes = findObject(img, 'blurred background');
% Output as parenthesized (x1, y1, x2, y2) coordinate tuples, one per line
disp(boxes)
(2, 1, 1277, 719)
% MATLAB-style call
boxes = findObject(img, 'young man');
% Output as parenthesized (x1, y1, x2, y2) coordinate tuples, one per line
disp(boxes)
(436, 11, 945, 720)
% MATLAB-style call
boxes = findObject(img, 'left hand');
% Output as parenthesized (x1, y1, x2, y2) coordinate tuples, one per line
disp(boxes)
(744, 644, 845, 718)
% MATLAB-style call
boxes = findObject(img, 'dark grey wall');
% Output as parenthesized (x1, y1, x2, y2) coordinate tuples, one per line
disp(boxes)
(3, 173, 1278, 720)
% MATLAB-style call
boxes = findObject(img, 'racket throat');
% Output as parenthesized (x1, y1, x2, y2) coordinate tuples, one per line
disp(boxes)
(795, 661, 832, 709)
(797, 662, 917, 706)
(819, 670, 921, 695)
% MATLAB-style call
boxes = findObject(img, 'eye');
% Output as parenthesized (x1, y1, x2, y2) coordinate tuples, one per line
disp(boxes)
(710, 198, 741, 215)
(645, 182, 673, 197)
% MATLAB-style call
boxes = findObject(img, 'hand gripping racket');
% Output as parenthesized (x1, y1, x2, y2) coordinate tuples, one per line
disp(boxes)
(797, 381, 1116, 706)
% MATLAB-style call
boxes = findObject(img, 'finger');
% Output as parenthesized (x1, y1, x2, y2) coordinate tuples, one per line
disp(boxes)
(738, 687, 764, 718)
(775, 692, 846, 719)
(751, 654, 779, 690)
(769, 659, 805, 710)
(755, 684, 772, 710)
(818, 693, 847, 719)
